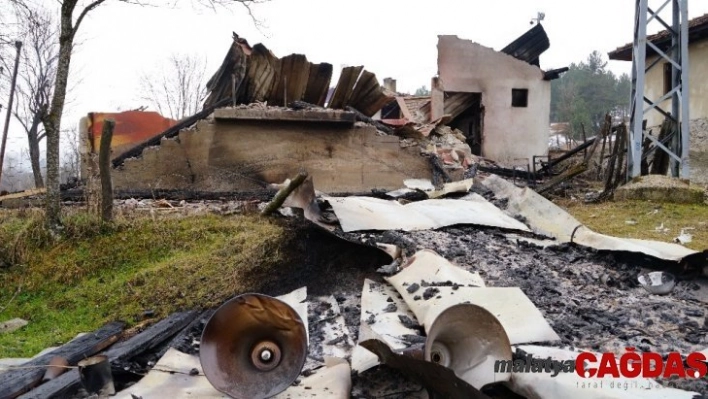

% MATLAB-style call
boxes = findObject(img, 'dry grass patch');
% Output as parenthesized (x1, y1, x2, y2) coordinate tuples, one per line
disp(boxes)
(0, 210, 287, 357)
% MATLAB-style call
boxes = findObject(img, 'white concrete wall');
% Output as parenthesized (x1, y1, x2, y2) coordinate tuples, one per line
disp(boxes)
(645, 40, 708, 129)
(437, 35, 550, 164)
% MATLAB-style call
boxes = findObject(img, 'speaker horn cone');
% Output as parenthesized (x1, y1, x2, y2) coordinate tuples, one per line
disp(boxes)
(200, 293, 308, 399)
(251, 340, 282, 371)
(425, 303, 512, 389)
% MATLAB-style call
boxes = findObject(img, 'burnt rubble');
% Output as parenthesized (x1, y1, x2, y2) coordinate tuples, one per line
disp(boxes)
(4, 181, 707, 398)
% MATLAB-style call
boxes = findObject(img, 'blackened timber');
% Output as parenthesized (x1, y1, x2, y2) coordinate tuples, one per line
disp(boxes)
(111, 98, 231, 168)
(328, 66, 363, 110)
(270, 54, 310, 106)
(429, 155, 452, 190)
(345, 106, 393, 134)
(203, 37, 249, 108)
(0, 322, 124, 399)
(303, 63, 333, 106)
(478, 165, 541, 181)
(104, 311, 198, 361)
(543, 67, 569, 81)
(245, 44, 279, 103)
(540, 137, 597, 174)
(156, 309, 214, 359)
(19, 312, 198, 399)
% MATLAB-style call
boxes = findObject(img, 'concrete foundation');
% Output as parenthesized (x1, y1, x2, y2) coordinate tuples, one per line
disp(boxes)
(614, 175, 706, 204)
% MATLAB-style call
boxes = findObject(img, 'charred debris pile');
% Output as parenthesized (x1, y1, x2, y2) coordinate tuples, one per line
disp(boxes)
(2, 173, 708, 399)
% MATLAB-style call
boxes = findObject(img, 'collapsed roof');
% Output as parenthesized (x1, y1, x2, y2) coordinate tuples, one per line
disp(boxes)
(202, 33, 394, 117)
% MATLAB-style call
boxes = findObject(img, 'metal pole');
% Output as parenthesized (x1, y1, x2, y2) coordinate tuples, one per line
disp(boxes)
(629, 0, 648, 179)
(0, 40, 22, 188)
(679, 0, 690, 179)
(670, 0, 680, 177)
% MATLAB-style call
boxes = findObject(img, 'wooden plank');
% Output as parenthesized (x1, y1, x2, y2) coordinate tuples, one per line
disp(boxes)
(328, 66, 363, 109)
(269, 54, 310, 106)
(443, 93, 478, 120)
(0, 322, 124, 399)
(155, 309, 214, 359)
(203, 40, 248, 108)
(303, 63, 333, 106)
(246, 44, 278, 103)
(352, 87, 394, 118)
(349, 71, 393, 117)
(396, 97, 414, 121)
(347, 71, 377, 107)
(18, 312, 198, 399)
(0, 188, 46, 201)
(266, 56, 284, 102)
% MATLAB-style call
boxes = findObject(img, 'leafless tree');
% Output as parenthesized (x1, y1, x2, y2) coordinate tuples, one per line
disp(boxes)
(140, 53, 208, 120)
(6, 0, 267, 232)
(0, 153, 34, 193)
(60, 126, 81, 183)
(0, 6, 60, 189)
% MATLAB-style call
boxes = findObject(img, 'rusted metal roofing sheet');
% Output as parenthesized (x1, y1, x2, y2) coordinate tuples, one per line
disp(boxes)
(501, 23, 550, 66)
(88, 111, 176, 155)
(609, 13, 708, 61)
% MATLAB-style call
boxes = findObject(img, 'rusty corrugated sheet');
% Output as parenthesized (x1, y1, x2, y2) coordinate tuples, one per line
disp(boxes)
(88, 111, 176, 156)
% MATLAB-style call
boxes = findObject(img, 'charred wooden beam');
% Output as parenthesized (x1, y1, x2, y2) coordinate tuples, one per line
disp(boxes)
(344, 106, 393, 134)
(155, 309, 214, 359)
(537, 114, 608, 195)
(111, 98, 231, 168)
(0, 322, 124, 399)
(429, 155, 452, 190)
(203, 36, 249, 108)
(539, 137, 597, 174)
(477, 165, 541, 181)
(18, 312, 198, 399)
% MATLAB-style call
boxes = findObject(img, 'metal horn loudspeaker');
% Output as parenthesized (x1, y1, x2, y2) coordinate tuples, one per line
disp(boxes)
(425, 303, 512, 389)
(200, 293, 308, 399)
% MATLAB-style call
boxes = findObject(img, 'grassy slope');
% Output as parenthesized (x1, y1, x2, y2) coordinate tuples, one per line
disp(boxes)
(0, 210, 287, 357)
(559, 199, 708, 250)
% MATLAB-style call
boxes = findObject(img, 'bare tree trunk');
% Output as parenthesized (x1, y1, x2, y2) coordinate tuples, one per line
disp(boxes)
(43, 10, 74, 231)
(28, 131, 44, 188)
(99, 120, 114, 222)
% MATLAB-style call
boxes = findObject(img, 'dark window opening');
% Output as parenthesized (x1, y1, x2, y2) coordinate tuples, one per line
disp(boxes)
(511, 89, 528, 107)
(663, 63, 672, 95)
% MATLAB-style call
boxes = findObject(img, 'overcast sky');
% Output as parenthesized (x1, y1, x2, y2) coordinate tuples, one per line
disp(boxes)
(3, 0, 708, 169)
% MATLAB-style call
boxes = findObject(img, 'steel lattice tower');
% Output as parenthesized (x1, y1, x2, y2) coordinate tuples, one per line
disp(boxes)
(629, 0, 690, 179)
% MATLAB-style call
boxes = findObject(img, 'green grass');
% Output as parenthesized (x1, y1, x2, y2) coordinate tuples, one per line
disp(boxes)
(0, 210, 287, 357)
(559, 198, 708, 250)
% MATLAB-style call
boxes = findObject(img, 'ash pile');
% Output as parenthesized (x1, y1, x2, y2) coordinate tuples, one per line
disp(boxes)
(3, 173, 708, 399)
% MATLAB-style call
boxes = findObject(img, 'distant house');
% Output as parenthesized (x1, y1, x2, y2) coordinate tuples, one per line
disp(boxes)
(379, 24, 567, 164)
(608, 14, 708, 129)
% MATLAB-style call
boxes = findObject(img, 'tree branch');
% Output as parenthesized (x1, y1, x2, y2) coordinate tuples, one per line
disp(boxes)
(73, 0, 109, 36)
